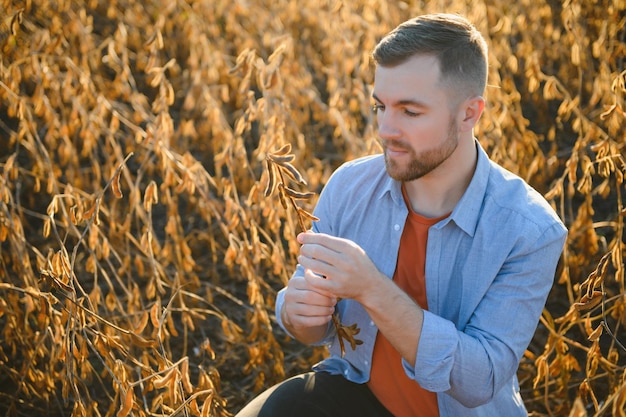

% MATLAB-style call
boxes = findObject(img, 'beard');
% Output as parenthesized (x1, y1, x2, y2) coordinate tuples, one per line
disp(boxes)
(383, 120, 459, 182)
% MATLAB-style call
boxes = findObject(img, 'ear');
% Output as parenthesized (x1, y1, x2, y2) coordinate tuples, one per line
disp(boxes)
(457, 96, 485, 132)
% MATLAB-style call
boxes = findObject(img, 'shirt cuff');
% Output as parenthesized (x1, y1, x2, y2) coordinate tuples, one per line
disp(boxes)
(402, 309, 458, 392)
(274, 287, 296, 339)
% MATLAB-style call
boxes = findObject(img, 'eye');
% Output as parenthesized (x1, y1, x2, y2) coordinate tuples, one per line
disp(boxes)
(371, 104, 384, 113)
(403, 108, 422, 117)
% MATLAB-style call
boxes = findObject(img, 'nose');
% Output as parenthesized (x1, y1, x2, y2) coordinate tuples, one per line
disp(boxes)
(376, 110, 401, 140)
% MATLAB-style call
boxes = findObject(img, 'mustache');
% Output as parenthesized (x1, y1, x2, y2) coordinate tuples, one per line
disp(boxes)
(382, 139, 411, 151)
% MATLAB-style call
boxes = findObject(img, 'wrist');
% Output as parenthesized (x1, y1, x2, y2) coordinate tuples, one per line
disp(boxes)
(358, 270, 390, 307)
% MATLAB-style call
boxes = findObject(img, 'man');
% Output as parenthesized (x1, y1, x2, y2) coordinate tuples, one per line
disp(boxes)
(237, 13, 567, 417)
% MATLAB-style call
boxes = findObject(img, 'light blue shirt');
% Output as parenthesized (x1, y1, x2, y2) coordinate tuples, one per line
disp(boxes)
(275, 142, 567, 416)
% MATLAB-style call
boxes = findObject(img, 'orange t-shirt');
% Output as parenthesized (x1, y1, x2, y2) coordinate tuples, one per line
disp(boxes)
(367, 188, 447, 417)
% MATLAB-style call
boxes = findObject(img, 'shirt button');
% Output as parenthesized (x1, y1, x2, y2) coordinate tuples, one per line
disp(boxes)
(364, 360, 369, 366)
(370, 320, 375, 326)
(394, 224, 400, 231)
(344, 370, 349, 376)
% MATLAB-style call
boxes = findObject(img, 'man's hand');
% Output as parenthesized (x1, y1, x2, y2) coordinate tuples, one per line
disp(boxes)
(296, 232, 383, 304)
(281, 275, 337, 345)
(296, 231, 424, 366)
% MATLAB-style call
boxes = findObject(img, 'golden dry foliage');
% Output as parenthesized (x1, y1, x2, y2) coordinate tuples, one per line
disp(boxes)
(0, 0, 623, 416)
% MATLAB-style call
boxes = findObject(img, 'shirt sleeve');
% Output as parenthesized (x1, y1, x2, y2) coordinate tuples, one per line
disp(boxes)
(402, 221, 567, 408)
(274, 288, 294, 338)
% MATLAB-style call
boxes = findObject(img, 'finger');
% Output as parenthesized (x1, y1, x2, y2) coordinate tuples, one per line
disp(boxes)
(298, 233, 365, 268)
(299, 242, 339, 266)
(287, 301, 335, 319)
(289, 309, 333, 328)
(288, 275, 336, 301)
(297, 253, 336, 278)
(303, 268, 336, 293)
(283, 297, 335, 328)
(297, 232, 349, 252)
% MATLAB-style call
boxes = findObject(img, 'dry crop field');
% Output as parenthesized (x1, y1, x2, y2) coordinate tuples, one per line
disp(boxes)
(0, 0, 624, 416)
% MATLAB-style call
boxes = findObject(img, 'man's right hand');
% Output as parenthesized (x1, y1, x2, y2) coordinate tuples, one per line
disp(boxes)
(281, 274, 337, 344)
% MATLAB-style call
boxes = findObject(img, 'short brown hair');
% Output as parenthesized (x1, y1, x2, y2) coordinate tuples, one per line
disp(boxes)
(372, 13, 488, 101)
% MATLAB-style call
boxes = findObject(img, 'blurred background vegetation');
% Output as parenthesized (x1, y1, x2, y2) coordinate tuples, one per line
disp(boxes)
(0, 0, 624, 415)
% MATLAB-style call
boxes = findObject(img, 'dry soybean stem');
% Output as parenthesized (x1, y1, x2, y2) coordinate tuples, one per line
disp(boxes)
(264, 145, 362, 357)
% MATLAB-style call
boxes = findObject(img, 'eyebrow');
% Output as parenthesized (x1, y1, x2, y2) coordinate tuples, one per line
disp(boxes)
(371, 93, 429, 108)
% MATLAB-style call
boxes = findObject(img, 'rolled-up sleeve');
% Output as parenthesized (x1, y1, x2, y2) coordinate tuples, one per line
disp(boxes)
(403, 221, 567, 408)
(404, 311, 458, 392)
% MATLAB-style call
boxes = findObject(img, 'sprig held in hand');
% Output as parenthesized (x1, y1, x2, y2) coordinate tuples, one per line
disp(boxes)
(264, 144, 363, 357)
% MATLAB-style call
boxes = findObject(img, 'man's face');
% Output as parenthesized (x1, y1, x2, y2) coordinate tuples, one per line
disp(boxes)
(372, 54, 459, 182)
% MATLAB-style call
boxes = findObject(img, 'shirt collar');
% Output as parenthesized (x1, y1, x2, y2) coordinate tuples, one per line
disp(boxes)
(377, 140, 490, 237)
(445, 140, 490, 237)
(373, 159, 405, 207)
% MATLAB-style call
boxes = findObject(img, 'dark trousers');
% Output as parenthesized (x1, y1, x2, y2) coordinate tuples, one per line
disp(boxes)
(235, 371, 395, 417)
